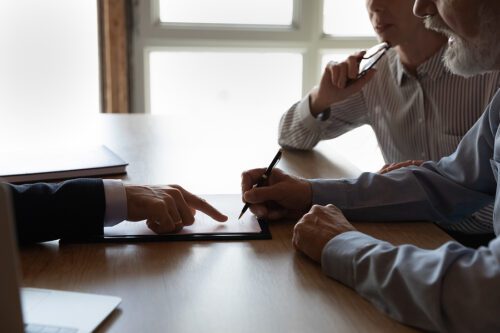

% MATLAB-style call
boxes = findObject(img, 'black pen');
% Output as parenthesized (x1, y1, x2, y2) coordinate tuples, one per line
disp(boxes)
(238, 149, 282, 219)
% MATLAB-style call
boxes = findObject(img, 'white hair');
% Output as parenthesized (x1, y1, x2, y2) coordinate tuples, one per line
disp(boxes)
(424, 4, 500, 77)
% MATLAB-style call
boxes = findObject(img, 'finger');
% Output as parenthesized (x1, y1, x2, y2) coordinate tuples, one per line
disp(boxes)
(190, 195, 228, 222)
(171, 185, 194, 225)
(336, 63, 348, 88)
(241, 168, 267, 196)
(244, 185, 281, 204)
(162, 193, 184, 225)
(330, 64, 341, 88)
(174, 220, 184, 232)
(173, 187, 228, 223)
(292, 222, 303, 250)
(347, 68, 376, 91)
(146, 219, 162, 234)
(292, 223, 319, 261)
(346, 54, 360, 79)
(149, 199, 176, 233)
(248, 204, 268, 219)
(146, 212, 175, 234)
(310, 204, 325, 214)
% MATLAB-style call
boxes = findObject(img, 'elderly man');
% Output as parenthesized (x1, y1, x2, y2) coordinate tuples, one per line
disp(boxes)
(242, 0, 500, 331)
(279, 0, 500, 245)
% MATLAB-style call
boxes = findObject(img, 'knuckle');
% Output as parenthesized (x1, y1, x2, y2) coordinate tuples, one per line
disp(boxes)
(311, 204, 324, 212)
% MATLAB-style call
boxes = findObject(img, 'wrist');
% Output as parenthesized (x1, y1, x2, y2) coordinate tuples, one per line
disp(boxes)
(309, 92, 332, 117)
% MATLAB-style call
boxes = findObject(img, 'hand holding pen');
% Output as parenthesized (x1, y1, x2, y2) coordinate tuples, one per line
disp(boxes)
(239, 149, 282, 219)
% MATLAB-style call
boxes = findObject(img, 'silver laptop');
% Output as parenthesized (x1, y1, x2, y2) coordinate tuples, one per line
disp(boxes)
(0, 183, 121, 333)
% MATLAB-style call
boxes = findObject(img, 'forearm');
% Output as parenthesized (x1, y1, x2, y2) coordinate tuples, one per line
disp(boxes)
(278, 98, 324, 150)
(8, 178, 106, 243)
(278, 92, 368, 150)
(322, 232, 500, 332)
(310, 164, 494, 224)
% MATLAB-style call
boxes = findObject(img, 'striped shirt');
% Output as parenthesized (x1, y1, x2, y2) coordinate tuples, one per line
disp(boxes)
(279, 46, 500, 234)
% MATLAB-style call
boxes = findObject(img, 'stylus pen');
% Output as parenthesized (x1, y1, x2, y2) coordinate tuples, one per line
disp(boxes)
(238, 149, 282, 219)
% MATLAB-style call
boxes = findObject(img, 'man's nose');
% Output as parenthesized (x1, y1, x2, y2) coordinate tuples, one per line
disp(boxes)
(413, 0, 436, 18)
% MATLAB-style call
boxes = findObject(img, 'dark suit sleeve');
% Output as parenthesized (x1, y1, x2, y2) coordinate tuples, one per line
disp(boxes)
(5, 178, 105, 244)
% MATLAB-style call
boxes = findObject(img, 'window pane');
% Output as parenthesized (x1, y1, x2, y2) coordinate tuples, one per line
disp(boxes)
(149, 52, 302, 122)
(323, 0, 375, 37)
(160, 0, 293, 25)
(321, 51, 357, 70)
(0, 0, 99, 116)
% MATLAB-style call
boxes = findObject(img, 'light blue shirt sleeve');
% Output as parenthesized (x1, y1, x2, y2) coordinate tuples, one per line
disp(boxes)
(102, 179, 127, 227)
(322, 232, 500, 332)
(316, 90, 500, 331)
(309, 89, 499, 227)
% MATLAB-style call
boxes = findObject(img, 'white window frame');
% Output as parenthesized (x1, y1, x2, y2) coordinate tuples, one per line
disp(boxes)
(131, 0, 377, 113)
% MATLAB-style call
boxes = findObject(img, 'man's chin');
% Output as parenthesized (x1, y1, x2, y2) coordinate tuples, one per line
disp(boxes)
(443, 42, 488, 77)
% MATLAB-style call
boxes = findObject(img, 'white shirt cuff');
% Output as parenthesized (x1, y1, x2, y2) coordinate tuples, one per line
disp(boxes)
(296, 93, 330, 131)
(103, 179, 127, 227)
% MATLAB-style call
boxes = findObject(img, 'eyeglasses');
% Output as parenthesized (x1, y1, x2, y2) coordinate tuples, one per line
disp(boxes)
(357, 42, 391, 78)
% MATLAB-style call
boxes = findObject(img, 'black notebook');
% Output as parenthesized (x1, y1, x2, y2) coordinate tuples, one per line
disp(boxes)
(0, 145, 128, 183)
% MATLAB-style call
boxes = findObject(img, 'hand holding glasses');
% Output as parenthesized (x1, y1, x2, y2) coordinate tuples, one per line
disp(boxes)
(355, 41, 391, 80)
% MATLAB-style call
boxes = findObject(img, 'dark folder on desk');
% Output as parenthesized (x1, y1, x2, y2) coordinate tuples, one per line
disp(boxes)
(0, 145, 128, 183)
(65, 194, 272, 243)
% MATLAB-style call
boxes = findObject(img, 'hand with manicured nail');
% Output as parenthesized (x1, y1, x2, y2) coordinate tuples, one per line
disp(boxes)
(125, 184, 228, 234)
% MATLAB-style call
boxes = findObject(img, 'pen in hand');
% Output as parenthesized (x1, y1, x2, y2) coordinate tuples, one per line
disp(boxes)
(238, 149, 282, 219)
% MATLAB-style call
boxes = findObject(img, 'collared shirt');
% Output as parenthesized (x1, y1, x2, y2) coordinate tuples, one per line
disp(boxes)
(278, 47, 500, 233)
(313, 89, 500, 332)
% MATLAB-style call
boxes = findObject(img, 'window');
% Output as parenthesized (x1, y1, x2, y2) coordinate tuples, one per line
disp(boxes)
(0, 0, 99, 117)
(131, 0, 383, 171)
(131, 0, 377, 114)
(323, 0, 374, 37)
(150, 51, 302, 122)
(159, 0, 294, 25)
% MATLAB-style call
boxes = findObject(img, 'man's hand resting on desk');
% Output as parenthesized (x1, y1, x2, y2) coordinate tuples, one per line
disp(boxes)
(125, 185, 228, 233)
(241, 168, 312, 220)
(293, 204, 356, 263)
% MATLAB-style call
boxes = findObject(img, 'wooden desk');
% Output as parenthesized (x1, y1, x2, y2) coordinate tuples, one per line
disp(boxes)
(10, 114, 451, 333)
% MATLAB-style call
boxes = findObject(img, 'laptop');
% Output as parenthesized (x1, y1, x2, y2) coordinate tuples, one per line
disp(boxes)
(0, 183, 121, 333)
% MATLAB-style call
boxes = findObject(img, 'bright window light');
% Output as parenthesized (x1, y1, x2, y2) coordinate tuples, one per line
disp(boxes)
(323, 0, 375, 37)
(321, 51, 358, 70)
(149, 51, 302, 123)
(159, 0, 294, 25)
(0, 0, 99, 116)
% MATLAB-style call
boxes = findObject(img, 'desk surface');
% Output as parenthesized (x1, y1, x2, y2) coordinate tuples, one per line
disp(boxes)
(11, 114, 451, 333)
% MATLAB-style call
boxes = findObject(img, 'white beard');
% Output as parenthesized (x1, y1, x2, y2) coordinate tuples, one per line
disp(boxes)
(425, 6, 500, 77)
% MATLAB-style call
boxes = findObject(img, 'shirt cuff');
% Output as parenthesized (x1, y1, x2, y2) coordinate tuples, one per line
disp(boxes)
(295, 94, 329, 131)
(321, 231, 380, 288)
(103, 179, 127, 227)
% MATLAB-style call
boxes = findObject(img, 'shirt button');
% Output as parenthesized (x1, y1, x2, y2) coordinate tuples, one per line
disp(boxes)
(418, 118, 423, 123)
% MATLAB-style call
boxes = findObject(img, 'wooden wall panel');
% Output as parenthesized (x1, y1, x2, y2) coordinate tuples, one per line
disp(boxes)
(99, 0, 130, 113)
